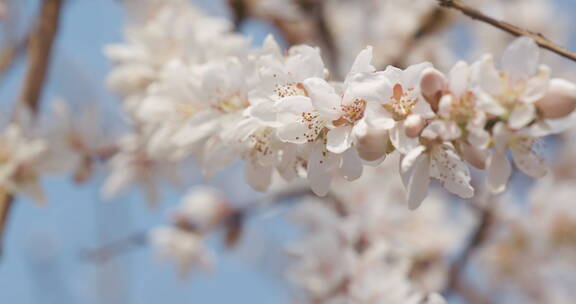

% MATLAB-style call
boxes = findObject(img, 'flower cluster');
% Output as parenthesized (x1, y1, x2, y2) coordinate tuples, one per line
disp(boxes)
(106, 0, 576, 210)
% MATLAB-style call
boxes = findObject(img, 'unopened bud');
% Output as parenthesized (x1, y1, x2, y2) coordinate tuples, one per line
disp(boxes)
(420, 68, 447, 112)
(461, 142, 487, 170)
(354, 123, 389, 162)
(536, 78, 576, 119)
(404, 114, 425, 138)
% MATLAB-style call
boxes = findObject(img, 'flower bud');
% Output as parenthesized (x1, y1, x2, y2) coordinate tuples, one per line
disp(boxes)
(404, 114, 425, 138)
(536, 78, 576, 119)
(354, 122, 389, 162)
(420, 68, 447, 112)
(461, 142, 487, 170)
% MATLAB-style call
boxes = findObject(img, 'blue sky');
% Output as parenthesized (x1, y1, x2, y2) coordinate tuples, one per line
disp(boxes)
(0, 1, 292, 303)
(1, 0, 576, 303)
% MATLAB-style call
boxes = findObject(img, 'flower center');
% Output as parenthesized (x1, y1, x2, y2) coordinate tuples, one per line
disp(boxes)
(274, 82, 308, 99)
(214, 93, 249, 113)
(333, 99, 367, 127)
(382, 83, 418, 121)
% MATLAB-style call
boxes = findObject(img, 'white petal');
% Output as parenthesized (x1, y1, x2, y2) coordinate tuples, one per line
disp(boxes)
(401, 145, 427, 174)
(364, 104, 396, 129)
(286, 45, 326, 80)
(349, 46, 374, 74)
(390, 122, 419, 154)
(245, 161, 273, 192)
(303, 77, 340, 121)
(402, 153, 430, 210)
(449, 61, 470, 97)
(511, 140, 547, 178)
(102, 167, 135, 199)
(521, 66, 550, 104)
(472, 55, 503, 96)
(402, 62, 432, 88)
(308, 145, 332, 196)
(246, 101, 279, 125)
(430, 145, 474, 198)
(275, 96, 314, 119)
(508, 103, 536, 129)
(326, 126, 353, 154)
(262, 34, 282, 58)
(501, 37, 539, 82)
(486, 150, 511, 194)
(474, 89, 507, 116)
(339, 148, 363, 181)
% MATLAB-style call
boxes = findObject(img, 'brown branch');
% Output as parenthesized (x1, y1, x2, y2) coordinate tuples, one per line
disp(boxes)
(19, 0, 64, 113)
(304, 0, 339, 77)
(81, 186, 313, 263)
(0, 189, 13, 258)
(0, 0, 64, 261)
(80, 232, 147, 262)
(442, 204, 494, 300)
(0, 34, 28, 84)
(228, 0, 248, 31)
(391, 7, 453, 68)
(437, 0, 576, 62)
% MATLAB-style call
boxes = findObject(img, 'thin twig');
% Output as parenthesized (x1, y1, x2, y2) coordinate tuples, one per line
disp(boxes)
(437, 0, 576, 62)
(0, 0, 64, 261)
(391, 7, 453, 68)
(19, 0, 64, 113)
(0, 34, 28, 84)
(0, 189, 13, 258)
(304, 0, 339, 77)
(81, 186, 313, 263)
(442, 204, 494, 299)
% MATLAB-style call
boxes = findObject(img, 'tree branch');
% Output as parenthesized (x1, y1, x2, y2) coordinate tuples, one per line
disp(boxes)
(436, 0, 576, 62)
(391, 7, 453, 68)
(0, 0, 64, 261)
(0, 34, 28, 84)
(442, 204, 494, 300)
(81, 186, 313, 263)
(19, 0, 64, 113)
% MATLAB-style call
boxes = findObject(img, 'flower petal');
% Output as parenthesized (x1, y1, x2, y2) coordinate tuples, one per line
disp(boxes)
(303, 77, 340, 121)
(510, 138, 547, 178)
(339, 148, 363, 181)
(308, 145, 332, 196)
(326, 126, 353, 154)
(486, 150, 511, 194)
(245, 161, 273, 192)
(508, 103, 536, 130)
(430, 145, 474, 198)
(349, 46, 375, 74)
(501, 37, 540, 82)
(401, 152, 430, 210)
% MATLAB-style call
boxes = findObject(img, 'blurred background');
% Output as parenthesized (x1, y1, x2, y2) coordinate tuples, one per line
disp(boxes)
(1, 0, 576, 303)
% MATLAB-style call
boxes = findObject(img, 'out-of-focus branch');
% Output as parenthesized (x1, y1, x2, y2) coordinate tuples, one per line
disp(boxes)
(0, 0, 64, 261)
(0, 189, 13, 258)
(80, 232, 147, 263)
(227, 0, 340, 76)
(228, 0, 248, 31)
(0, 34, 28, 83)
(436, 0, 576, 62)
(19, 0, 64, 113)
(454, 277, 494, 304)
(302, 0, 339, 77)
(443, 204, 494, 301)
(391, 7, 453, 68)
(81, 186, 313, 263)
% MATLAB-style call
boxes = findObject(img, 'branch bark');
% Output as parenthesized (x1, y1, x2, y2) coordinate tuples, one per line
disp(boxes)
(437, 0, 576, 62)
(19, 0, 64, 113)
(81, 186, 313, 263)
(0, 0, 64, 261)
(442, 205, 494, 301)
